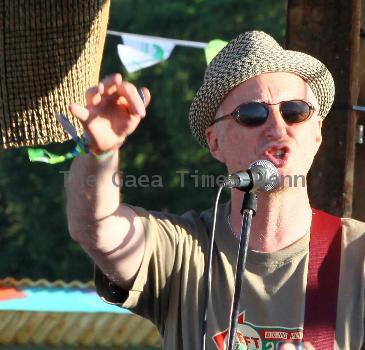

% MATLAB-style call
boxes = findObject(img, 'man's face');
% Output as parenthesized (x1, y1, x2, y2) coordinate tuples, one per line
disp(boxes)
(205, 72, 323, 183)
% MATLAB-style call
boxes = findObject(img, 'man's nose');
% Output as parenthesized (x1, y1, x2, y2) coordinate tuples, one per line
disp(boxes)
(262, 106, 287, 139)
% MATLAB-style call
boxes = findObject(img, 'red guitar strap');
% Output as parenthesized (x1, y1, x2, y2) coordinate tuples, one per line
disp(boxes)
(303, 209, 342, 349)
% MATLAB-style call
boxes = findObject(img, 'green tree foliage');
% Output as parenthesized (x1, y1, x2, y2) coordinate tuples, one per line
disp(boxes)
(0, 0, 286, 281)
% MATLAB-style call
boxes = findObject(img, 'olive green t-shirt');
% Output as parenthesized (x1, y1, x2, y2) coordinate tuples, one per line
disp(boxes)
(95, 203, 365, 350)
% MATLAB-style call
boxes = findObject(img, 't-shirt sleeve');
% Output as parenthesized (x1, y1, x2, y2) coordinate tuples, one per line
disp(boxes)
(94, 205, 209, 332)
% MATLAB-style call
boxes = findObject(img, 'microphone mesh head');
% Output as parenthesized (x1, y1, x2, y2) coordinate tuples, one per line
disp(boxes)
(249, 160, 278, 192)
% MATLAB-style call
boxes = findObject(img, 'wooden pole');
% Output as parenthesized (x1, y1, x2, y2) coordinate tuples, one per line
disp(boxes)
(352, 18, 365, 220)
(287, 0, 362, 216)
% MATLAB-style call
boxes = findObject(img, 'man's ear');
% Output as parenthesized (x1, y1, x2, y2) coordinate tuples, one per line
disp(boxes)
(315, 118, 323, 145)
(313, 117, 323, 155)
(205, 125, 225, 162)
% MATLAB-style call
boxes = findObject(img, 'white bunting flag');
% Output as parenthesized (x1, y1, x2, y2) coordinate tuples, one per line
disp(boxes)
(118, 33, 176, 72)
(108, 30, 226, 73)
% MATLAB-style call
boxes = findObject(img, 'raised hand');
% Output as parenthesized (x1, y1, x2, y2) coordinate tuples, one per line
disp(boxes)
(69, 73, 151, 155)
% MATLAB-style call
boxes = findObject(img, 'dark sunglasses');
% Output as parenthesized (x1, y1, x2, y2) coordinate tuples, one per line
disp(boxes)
(211, 100, 316, 127)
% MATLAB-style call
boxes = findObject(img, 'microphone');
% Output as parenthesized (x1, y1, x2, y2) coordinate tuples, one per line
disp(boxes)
(223, 159, 278, 192)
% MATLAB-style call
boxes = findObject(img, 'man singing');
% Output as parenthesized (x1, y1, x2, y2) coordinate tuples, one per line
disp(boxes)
(66, 31, 365, 349)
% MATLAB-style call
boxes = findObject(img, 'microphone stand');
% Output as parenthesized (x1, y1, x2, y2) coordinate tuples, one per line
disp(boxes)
(227, 191, 257, 350)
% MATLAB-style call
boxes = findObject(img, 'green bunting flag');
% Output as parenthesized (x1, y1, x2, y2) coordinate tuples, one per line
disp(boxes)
(204, 39, 228, 64)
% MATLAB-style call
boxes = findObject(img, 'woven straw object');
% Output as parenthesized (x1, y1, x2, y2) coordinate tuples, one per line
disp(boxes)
(189, 31, 335, 148)
(0, 0, 110, 149)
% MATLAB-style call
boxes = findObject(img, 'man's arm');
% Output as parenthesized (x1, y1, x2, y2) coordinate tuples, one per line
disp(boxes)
(66, 74, 151, 290)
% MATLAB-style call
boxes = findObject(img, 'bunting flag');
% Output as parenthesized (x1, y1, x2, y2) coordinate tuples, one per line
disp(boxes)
(107, 30, 228, 72)
(205, 39, 229, 64)
(117, 44, 172, 73)
(118, 34, 176, 73)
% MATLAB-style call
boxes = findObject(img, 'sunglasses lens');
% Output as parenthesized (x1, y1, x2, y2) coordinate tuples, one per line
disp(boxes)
(281, 100, 312, 123)
(236, 102, 268, 126)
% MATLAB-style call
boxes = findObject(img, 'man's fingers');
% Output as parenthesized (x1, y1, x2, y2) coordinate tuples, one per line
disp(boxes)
(68, 103, 90, 123)
(98, 74, 147, 117)
(82, 74, 150, 126)
(117, 81, 146, 116)
(100, 73, 122, 95)
(85, 86, 101, 107)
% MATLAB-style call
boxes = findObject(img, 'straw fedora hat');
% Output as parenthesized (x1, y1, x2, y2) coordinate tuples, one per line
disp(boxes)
(0, 0, 110, 149)
(189, 31, 335, 148)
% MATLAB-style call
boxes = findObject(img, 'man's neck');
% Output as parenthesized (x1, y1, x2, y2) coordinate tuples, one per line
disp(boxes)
(230, 187, 312, 252)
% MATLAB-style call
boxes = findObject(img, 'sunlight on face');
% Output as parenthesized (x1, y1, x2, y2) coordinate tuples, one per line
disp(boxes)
(205, 72, 323, 187)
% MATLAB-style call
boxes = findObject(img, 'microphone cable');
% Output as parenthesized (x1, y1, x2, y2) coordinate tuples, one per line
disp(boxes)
(201, 184, 224, 350)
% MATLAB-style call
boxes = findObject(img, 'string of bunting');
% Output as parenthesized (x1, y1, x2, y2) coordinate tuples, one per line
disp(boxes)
(27, 32, 228, 164)
(27, 32, 365, 164)
(108, 30, 228, 72)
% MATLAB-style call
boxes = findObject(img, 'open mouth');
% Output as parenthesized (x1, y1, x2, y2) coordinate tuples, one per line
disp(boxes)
(264, 146, 290, 167)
